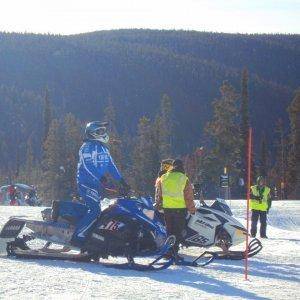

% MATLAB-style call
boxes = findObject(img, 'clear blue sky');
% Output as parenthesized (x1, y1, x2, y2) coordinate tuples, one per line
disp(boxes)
(0, 0, 299, 35)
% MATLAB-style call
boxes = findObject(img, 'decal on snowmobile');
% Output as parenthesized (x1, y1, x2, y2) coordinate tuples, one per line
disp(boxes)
(194, 219, 214, 229)
(186, 233, 209, 245)
(92, 233, 105, 241)
(5, 225, 22, 231)
(0, 218, 26, 238)
(86, 188, 98, 199)
(188, 213, 220, 233)
(100, 220, 125, 231)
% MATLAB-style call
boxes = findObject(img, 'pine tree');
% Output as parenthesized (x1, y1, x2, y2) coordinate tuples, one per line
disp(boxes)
(14, 136, 41, 189)
(42, 119, 66, 203)
(25, 135, 35, 183)
(63, 113, 82, 197)
(155, 94, 173, 160)
(272, 118, 288, 199)
(184, 147, 205, 184)
(42, 87, 52, 145)
(204, 81, 242, 188)
(132, 117, 159, 195)
(259, 132, 268, 178)
(121, 126, 134, 171)
(0, 131, 9, 177)
(240, 68, 250, 182)
(103, 98, 124, 171)
(287, 89, 300, 197)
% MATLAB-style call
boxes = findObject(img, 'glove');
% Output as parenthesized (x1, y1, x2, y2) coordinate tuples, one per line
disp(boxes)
(189, 207, 196, 214)
(118, 179, 131, 197)
(153, 202, 163, 212)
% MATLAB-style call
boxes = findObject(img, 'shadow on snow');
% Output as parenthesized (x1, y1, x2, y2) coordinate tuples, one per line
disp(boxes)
(0, 256, 271, 300)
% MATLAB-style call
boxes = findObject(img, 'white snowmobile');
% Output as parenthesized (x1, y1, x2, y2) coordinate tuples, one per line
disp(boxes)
(173, 198, 262, 265)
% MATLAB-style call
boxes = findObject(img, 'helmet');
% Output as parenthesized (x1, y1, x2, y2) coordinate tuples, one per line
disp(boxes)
(85, 121, 109, 144)
(256, 176, 265, 185)
(172, 159, 185, 173)
(160, 159, 174, 172)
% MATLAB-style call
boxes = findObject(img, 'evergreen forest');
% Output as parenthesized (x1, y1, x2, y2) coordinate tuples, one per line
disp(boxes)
(0, 29, 299, 202)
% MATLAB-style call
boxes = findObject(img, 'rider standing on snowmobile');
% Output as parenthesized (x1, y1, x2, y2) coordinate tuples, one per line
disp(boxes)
(55, 121, 130, 247)
(75, 121, 130, 246)
(250, 176, 272, 238)
(155, 159, 196, 256)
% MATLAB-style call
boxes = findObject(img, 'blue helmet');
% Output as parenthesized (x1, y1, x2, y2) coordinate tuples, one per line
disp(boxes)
(85, 121, 109, 143)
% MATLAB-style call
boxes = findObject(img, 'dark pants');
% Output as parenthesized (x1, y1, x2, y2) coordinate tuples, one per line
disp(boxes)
(251, 210, 267, 237)
(164, 208, 187, 254)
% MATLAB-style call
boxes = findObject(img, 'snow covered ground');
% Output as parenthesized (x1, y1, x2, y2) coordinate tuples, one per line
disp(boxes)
(0, 201, 299, 300)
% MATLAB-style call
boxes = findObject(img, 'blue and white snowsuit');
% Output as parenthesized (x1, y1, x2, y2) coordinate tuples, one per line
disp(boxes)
(72, 139, 122, 245)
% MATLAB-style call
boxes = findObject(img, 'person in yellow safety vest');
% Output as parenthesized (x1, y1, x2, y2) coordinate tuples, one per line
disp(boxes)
(155, 159, 196, 257)
(250, 176, 272, 238)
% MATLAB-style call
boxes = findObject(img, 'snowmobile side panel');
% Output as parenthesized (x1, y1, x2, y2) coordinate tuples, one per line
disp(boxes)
(0, 218, 26, 238)
(25, 220, 75, 244)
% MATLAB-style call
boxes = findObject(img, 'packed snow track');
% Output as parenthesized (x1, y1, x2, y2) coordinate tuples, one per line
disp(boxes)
(0, 201, 299, 299)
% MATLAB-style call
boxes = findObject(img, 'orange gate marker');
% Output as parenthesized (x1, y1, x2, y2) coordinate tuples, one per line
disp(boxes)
(245, 127, 252, 280)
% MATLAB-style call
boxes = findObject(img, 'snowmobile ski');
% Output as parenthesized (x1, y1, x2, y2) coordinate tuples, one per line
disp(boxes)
(188, 238, 263, 261)
(163, 238, 262, 267)
(102, 254, 174, 271)
(8, 248, 173, 271)
(174, 251, 216, 267)
(5, 234, 175, 271)
(210, 238, 263, 260)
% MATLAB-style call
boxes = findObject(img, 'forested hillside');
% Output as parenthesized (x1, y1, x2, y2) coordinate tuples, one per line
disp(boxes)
(0, 29, 299, 199)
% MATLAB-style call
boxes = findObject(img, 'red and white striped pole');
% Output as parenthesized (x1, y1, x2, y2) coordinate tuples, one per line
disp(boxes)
(245, 127, 252, 280)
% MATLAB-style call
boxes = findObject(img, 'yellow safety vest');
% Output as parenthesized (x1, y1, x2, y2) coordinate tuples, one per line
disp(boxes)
(250, 185, 271, 211)
(161, 172, 188, 209)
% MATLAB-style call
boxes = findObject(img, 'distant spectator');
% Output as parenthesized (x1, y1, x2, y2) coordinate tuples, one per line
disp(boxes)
(250, 176, 272, 238)
(26, 188, 36, 205)
(8, 185, 18, 206)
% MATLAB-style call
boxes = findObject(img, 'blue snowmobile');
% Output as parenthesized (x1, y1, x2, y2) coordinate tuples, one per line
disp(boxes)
(0, 197, 176, 271)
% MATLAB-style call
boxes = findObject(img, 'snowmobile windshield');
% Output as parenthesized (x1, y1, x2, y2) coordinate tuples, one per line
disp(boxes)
(210, 199, 233, 216)
(138, 197, 154, 210)
(124, 196, 154, 210)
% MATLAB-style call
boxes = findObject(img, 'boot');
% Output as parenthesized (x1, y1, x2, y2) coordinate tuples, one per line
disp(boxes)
(51, 200, 60, 222)
(250, 229, 256, 238)
(260, 235, 268, 239)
